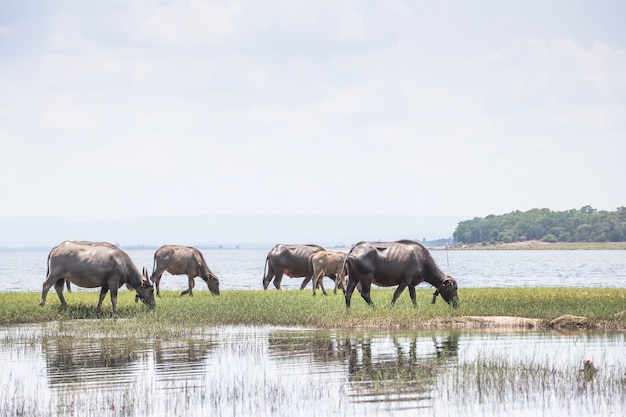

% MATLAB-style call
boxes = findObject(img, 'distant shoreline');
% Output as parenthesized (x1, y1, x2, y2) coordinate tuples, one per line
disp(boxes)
(3, 241, 626, 252)
(445, 240, 626, 250)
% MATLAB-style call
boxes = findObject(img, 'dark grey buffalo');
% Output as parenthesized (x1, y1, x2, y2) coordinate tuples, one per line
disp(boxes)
(345, 240, 459, 308)
(263, 244, 327, 290)
(150, 245, 220, 297)
(40, 240, 156, 313)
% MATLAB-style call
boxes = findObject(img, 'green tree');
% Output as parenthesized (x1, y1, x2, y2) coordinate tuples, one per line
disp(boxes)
(453, 206, 626, 244)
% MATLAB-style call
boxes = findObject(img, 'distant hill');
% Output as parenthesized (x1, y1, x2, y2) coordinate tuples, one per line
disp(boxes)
(0, 214, 464, 249)
(453, 206, 626, 244)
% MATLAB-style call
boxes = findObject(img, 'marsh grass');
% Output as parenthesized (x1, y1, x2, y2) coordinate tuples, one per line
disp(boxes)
(439, 353, 626, 412)
(1, 287, 624, 330)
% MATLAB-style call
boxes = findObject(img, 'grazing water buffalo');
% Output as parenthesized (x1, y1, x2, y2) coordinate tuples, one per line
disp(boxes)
(263, 244, 326, 290)
(40, 240, 155, 313)
(150, 245, 220, 297)
(345, 240, 459, 308)
(309, 250, 347, 296)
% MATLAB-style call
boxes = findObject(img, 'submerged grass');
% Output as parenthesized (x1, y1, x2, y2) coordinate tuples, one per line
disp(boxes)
(0, 287, 624, 331)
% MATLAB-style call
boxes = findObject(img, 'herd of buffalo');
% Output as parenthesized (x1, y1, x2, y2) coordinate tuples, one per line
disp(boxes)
(39, 240, 460, 313)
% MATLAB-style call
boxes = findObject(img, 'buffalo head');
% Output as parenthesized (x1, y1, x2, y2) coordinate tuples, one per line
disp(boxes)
(205, 273, 220, 296)
(432, 276, 459, 308)
(135, 268, 156, 307)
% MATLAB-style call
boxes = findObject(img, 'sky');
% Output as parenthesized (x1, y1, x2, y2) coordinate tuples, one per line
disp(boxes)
(1, 0, 625, 222)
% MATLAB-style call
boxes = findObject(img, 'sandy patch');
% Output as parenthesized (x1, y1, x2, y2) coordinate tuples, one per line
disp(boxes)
(423, 315, 610, 330)
(446, 316, 543, 329)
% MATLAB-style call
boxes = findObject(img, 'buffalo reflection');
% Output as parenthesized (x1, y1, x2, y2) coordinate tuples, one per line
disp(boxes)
(346, 333, 459, 403)
(42, 335, 147, 387)
(42, 334, 215, 388)
(268, 330, 460, 403)
(152, 337, 216, 379)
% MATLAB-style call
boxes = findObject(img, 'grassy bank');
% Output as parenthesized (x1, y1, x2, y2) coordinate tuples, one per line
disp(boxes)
(1, 288, 624, 331)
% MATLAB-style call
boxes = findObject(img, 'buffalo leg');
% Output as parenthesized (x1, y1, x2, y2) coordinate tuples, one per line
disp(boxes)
(391, 283, 408, 305)
(52, 279, 68, 307)
(345, 277, 358, 308)
(180, 275, 195, 296)
(311, 271, 326, 296)
(109, 285, 119, 313)
(359, 278, 374, 306)
(408, 286, 417, 306)
(336, 273, 351, 295)
(150, 268, 166, 297)
(154, 274, 163, 297)
(40, 275, 60, 307)
(273, 272, 284, 290)
(262, 274, 274, 290)
(97, 285, 109, 312)
(300, 274, 313, 290)
(334, 273, 343, 295)
(318, 278, 327, 296)
(263, 264, 275, 290)
(312, 276, 327, 296)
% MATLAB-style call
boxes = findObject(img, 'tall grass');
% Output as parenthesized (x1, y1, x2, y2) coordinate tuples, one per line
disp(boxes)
(2, 287, 624, 330)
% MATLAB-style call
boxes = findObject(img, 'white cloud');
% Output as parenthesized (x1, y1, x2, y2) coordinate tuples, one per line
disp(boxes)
(1, 0, 625, 222)
(134, 0, 242, 46)
(47, 14, 85, 51)
(37, 94, 102, 131)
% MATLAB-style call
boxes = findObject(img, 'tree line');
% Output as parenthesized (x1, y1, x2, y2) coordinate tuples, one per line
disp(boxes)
(452, 206, 626, 244)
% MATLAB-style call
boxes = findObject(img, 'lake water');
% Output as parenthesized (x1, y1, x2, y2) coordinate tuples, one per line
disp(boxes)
(0, 324, 623, 417)
(1, 249, 625, 416)
(0, 248, 624, 293)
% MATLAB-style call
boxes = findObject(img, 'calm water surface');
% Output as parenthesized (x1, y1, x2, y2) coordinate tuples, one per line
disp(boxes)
(1, 249, 624, 416)
(0, 325, 623, 417)
(0, 248, 625, 293)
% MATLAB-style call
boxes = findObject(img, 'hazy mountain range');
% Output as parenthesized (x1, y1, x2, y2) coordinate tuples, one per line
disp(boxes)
(0, 214, 466, 249)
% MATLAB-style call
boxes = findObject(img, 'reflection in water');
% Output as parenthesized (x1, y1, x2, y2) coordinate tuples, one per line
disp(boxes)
(346, 333, 459, 404)
(41, 335, 216, 390)
(268, 331, 459, 405)
(152, 337, 215, 380)
(42, 335, 142, 388)
(0, 325, 624, 417)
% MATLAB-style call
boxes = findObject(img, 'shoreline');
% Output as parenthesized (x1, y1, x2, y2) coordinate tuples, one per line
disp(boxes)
(440, 241, 626, 250)
(2, 288, 624, 331)
(407, 314, 625, 331)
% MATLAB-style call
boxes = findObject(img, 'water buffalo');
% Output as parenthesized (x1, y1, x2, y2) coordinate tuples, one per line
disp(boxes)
(345, 240, 459, 308)
(150, 245, 220, 297)
(309, 250, 347, 296)
(263, 244, 326, 290)
(40, 240, 156, 313)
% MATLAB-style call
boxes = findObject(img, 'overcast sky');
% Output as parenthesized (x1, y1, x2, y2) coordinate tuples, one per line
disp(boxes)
(1, 0, 625, 222)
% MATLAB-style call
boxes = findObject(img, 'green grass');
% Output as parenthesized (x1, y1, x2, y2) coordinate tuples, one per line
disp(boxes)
(2, 287, 625, 331)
